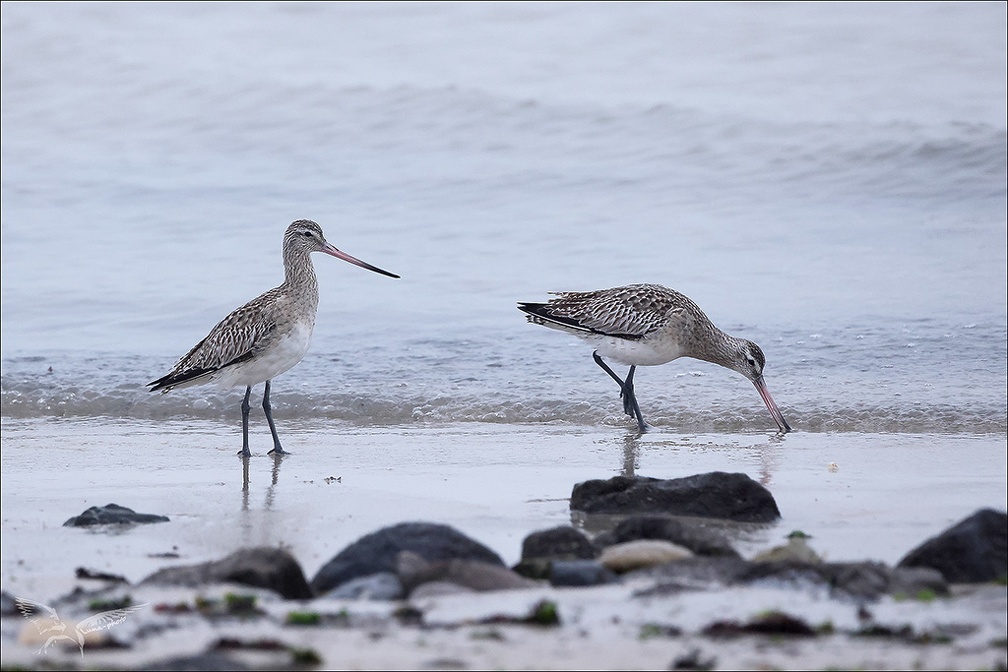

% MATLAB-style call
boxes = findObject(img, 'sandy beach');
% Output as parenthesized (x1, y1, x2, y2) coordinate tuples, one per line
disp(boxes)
(1, 418, 1005, 670)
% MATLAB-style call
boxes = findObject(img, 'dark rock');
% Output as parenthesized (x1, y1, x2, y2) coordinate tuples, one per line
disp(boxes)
(213, 636, 287, 651)
(570, 472, 780, 522)
(410, 581, 476, 599)
(745, 610, 817, 636)
(630, 557, 947, 602)
(63, 503, 169, 527)
(521, 525, 598, 561)
(670, 648, 717, 671)
(736, 559, 843, 592)
(396, 550, 539, 594)
(512, 558, 552, 580)
(593, 515, 741, 557)
(310, 521, 504, 595)
(393, 605, 424, 626)
(76, 567, 129, 583)
(138, 653, 250, 671)
(702, 611, 817, 637)
(739, 560, 948, 600)
(629, 556, 752, 594)
(896, 508, 1008, 583)
(884, 565, 949, 598)
(852, 623, 916, 640)
(548, 560, 621, 587)
(324, 572, 405, 601)
(828, 562, 896, 599)
(476, 599, 561, 627)
(141, 547, 313, 600)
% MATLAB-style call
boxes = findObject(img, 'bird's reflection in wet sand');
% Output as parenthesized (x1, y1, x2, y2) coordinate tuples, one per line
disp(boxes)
(758, 431, 788, 486)
(621, 431, 640, 477)
(239, 452, 286, 513)
(264, 452, 283, 510)
(614, 429, 787, 484)
(241, 454, 251, 509)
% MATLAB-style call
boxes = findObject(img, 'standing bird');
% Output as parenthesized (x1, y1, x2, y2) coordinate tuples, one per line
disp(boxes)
(149, 219, 399, 456)
(517, 283, 791, 434)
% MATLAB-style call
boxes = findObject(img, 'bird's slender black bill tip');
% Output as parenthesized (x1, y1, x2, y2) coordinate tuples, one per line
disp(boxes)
(369, 266, 399, 279)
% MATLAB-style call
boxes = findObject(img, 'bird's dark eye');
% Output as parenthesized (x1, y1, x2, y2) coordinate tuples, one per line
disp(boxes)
(302, 231, 313, 238)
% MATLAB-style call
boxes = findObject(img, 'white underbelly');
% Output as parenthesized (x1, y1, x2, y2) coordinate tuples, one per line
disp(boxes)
(585, 334, 683, 366)
(211, 322, 314, 389)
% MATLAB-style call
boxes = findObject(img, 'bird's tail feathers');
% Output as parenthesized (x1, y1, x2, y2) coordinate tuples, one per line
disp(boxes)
(147, 369, 215, 393)
(517, 302, 595, 336)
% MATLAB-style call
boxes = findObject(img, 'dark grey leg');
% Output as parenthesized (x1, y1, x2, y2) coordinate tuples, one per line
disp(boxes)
(593, 351, 626, 387)
(263, 380, 287, 455)
(593, 350, 631, 412)
(593, 352, 647, 431)
(621, 365, 637, 415)
(240, 385, 252, 457)
(623, 365, 647, 433)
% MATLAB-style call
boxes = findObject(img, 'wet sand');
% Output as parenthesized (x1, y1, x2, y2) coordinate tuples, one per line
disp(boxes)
(1, 418, 1006, 669)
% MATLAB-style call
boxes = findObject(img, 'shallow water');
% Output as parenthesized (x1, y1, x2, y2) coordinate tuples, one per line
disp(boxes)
(2, 3, 1005, 435)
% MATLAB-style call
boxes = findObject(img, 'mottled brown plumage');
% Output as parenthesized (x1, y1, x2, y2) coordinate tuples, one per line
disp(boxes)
(149, 219, 399, 457)
(518, 283, 790, 433)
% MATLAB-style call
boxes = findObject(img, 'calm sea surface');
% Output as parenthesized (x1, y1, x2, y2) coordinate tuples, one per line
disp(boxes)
(2, 2, 1006, 434)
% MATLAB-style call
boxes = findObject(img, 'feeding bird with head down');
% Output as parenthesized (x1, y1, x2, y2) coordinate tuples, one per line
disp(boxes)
(518, 283, 791, 433)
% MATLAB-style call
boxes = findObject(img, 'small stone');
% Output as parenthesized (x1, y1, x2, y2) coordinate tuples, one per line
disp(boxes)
(141, 547, 312, 600)
(548, 560, 621, 587)
(594, 515, 740, 558)
(324, 572, 404, 601)
(397, 551, 540, 594)
(521, 526, 598, 561)
(753, 537, 823, 564)
(63, 503, 169, 527)
(599, 539, 694, 573)
(410, 581, 476, 599)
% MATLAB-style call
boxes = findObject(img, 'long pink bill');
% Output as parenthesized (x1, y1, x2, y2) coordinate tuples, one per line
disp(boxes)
(752, 376, 792, 433)
(322, 244, 400, 279)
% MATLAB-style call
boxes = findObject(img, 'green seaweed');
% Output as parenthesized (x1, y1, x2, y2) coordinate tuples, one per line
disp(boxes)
(816, 620, 836, 635)
(528, 599, 560, 626)
(290, 647, 323, 665)
(892, 588, 940, 603)
(286, 611, 321, 626)
(224, 592, 258, 613)
(639, 623, 682, 640)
